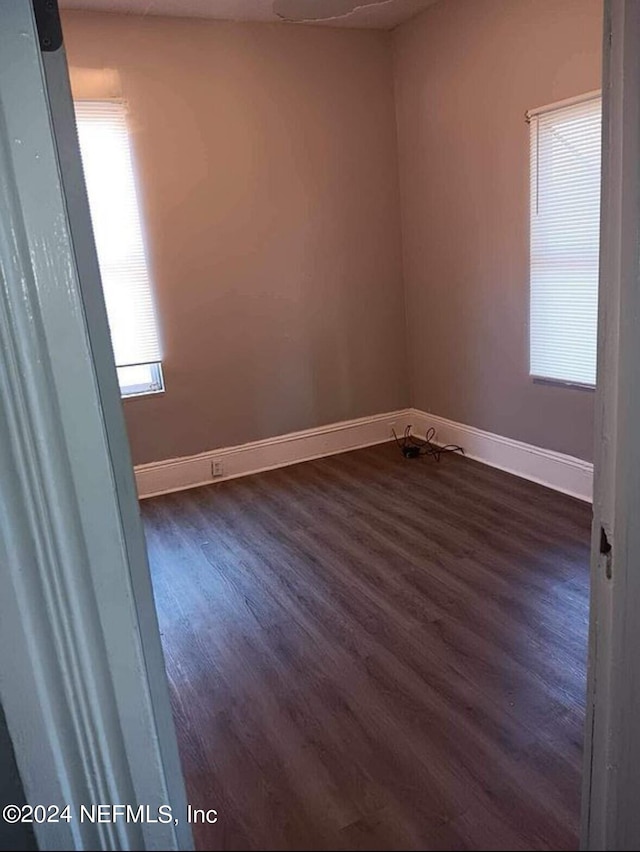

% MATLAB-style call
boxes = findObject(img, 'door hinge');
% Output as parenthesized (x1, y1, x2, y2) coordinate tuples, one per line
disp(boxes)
(32, 0, 63, 52)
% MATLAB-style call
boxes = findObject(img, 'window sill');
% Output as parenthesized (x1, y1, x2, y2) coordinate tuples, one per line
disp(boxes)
(121, 388, 165, 400)
(531, 375, 596, 392)
(118, 363, 164, 399)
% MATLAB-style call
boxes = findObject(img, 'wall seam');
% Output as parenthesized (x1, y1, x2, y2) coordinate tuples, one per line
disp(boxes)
(389, 21, 415, 410)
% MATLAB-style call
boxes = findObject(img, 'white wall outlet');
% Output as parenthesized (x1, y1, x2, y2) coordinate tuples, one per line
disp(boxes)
(211, 459, 224, 478)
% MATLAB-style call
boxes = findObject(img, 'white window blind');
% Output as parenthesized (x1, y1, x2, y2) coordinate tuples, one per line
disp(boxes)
(74, 100, 161, 369)
(529, 94, 602, 387)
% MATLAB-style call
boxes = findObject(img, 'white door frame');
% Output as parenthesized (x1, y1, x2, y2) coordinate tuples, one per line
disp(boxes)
(0, 2, 192, 849)
(581, 2, 640, 849)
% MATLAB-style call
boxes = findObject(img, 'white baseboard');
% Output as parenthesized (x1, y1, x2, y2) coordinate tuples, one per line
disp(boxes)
(134, 407, 593, 503)
(408, 408, 593, 502)
(135, 409, 413, 499)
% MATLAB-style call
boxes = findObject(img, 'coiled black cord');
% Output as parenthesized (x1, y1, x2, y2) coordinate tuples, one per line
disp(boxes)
(392, 424, 464, 462)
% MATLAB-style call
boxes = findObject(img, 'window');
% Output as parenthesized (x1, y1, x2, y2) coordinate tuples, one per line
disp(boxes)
(528, 93, 602, 387)
(116, 363, 164, 397)
(74, 100, 163, 397)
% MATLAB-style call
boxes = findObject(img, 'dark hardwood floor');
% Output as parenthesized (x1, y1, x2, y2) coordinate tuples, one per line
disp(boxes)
(141, 442, 591, 851)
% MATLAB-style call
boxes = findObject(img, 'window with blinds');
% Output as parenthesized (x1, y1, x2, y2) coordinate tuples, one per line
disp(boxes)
(529, 93, 602, 387)
(74, 100, 163, 397)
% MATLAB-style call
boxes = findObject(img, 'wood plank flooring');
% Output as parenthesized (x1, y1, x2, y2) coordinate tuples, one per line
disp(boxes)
(141, 442, 591, 851)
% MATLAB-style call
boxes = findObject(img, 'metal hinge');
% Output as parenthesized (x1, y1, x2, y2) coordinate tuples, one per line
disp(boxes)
(32, 0, 63, 52)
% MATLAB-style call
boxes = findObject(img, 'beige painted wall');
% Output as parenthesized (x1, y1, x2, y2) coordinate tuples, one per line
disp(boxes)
(393, 0, 602, 462)
(63, 2, 602, 467)
(61, 12, 408, 465)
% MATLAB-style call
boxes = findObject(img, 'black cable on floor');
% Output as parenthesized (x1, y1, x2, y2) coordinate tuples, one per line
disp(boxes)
(392, 424, 465, 462)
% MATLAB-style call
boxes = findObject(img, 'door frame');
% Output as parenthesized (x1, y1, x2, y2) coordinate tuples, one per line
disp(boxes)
(581, 1, 640, 849)
(0, 2, 192, 849)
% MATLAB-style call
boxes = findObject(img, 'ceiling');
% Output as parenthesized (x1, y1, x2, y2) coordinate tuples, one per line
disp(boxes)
(58, 0, 440, 30)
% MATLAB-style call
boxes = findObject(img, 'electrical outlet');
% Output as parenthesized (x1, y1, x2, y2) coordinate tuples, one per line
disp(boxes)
(211, 459, 224, 478)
